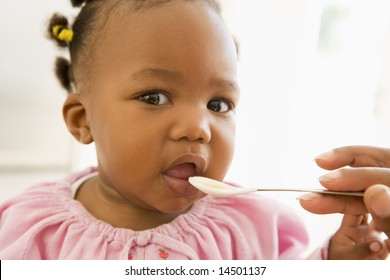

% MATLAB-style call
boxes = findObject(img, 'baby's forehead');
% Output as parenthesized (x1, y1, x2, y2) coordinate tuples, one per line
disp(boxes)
(94, 1, 233, 59)
(84, 1, 222, 51)
(84, 1, 236, 87)
(86, 1, 226, 57)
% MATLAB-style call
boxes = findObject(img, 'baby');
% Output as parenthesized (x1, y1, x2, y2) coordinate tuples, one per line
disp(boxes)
(0, 0, 387, 259)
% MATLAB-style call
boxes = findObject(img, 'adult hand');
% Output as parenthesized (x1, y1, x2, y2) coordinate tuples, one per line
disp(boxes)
(299, 145, 390, 240)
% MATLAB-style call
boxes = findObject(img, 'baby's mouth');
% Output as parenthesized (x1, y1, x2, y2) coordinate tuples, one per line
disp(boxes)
(162, 162, 201, 196)
(163, 162, 197, 180)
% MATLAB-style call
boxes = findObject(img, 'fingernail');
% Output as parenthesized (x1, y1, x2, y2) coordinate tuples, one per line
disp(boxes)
(298, 193, 323, 201)
(367, 186, 390, 218)
(369, 241, 382, 253)
(315, 150, 334, 161)
(318, 170, 341, 183)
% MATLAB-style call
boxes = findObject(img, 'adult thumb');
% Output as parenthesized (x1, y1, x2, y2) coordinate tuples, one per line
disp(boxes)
(364, 184, 390, 239)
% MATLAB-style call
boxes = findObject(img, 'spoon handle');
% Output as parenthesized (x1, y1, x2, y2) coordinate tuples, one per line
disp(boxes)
(256, 188, 364, 197)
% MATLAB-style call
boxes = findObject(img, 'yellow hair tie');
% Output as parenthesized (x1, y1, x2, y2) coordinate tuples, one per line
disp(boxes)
(52, 25, 74, 42)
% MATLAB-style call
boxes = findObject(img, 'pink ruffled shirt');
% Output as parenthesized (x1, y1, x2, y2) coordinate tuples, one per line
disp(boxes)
(0, 167, 328, 260)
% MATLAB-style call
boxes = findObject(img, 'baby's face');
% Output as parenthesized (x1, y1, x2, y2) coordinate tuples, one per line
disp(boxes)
(82, 2, 239, 213)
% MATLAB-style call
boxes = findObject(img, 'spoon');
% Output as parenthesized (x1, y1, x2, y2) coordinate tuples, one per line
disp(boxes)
(188, 176, 364, 197)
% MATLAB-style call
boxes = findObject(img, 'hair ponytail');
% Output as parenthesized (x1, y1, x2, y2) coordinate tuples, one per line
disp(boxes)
(48, 13, 72, 48)
(55, 57, 73, 93)
(47, 13, 74, 92)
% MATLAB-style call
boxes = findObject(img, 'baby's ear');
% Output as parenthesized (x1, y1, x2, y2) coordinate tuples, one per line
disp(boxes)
(63, 93, 93, 144)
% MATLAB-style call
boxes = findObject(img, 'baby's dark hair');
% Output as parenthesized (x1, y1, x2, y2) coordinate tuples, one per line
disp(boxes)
(47, 0, 224, 93)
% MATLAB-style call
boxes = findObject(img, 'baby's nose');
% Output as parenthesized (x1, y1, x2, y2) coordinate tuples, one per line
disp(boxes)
(169, 107, 211, 143)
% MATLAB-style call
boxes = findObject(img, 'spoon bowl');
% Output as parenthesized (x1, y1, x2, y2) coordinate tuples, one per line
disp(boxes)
(188, 176, 364, 197)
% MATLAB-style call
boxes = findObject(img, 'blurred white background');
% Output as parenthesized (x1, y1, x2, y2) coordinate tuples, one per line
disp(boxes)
(1, 0, 390, 256)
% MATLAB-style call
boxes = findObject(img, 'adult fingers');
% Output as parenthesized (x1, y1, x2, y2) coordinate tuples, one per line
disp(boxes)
(299, 193, 367, 215)
(318, 167, 390, 192)
(364, 185, 390, 239)
(315, 145, 390, 170)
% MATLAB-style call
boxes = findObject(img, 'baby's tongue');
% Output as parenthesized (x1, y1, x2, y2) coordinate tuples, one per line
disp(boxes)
(164, 163, 196, 180)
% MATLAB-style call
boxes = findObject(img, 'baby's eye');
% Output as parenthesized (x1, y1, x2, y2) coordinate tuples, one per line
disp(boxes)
(207, 99, 232, 113)
(138, 92, 170, 106)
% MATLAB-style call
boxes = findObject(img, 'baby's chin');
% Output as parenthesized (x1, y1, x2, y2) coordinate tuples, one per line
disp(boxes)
(153, 196, 204, 216)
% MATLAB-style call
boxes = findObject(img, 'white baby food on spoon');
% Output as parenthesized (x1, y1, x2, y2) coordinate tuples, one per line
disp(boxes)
(188, 176, 364, 197)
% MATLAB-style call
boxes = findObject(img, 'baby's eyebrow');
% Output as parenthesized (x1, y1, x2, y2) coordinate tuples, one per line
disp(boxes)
(132, 67, 183, 82)
(209, 78, 239, 93)
(131, 67, 239, 95)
